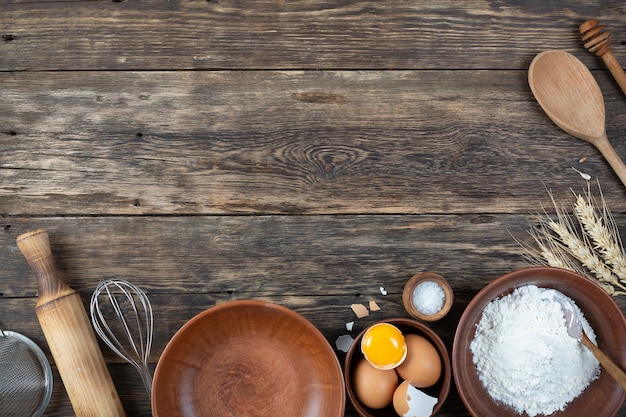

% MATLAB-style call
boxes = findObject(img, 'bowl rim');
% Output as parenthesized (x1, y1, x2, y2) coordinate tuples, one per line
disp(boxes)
(452, 266, 626, 417)
(402, 272, 454, 321)
(344, 317, 451, 417)
(152, 299, 346, 417)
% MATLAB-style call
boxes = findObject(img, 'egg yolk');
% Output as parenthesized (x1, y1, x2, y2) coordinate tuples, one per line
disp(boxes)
(361, 323, 407, 370)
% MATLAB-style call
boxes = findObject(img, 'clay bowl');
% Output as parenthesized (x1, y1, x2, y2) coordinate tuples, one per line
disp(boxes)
(402, 272, 454, 321)
(152, 300, 345, 417)
(344, 318, 451, 417)
(453, 267, 626, 417)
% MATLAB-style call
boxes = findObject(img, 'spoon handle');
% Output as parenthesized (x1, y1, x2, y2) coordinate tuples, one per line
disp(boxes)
(593, 135, 626, 189)
(581, 332, 626, 391)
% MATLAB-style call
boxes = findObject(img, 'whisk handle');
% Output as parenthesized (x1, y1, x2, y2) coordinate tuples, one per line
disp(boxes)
(17, 229, 126, 417)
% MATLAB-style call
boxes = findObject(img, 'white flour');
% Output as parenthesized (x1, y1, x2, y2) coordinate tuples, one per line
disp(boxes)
(470, 285, 599, 416)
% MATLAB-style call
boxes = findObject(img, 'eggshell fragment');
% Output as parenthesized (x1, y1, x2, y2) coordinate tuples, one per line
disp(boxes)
(392, 380, 438, 417)
(369, 300, 381, 311)
(335, 334, 354, 353)
(351, 303, 369, 318)
(352, 358, 398, 409)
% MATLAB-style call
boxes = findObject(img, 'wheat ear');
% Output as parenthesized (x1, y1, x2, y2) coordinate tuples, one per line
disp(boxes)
(574, 194, 626, 281)
(573, 183, 626, 284)
(543, 191, 622, 286)
(519, 223, 584, 273)
(518, 183, 626, 296)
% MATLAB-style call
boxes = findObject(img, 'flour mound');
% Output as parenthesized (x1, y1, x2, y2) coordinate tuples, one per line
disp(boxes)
(470, 285, 599, 416)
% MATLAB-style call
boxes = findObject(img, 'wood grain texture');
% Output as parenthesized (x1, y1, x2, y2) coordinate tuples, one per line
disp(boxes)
(2, 70, 626, 215)
(0, 0, 625, 71)
(0, 215, 531, 297)
(3, 0, 626, 415)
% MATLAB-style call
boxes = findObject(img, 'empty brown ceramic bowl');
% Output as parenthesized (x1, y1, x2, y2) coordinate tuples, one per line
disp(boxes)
(344, 318, 451, 417)
(402, 272, 453, 321)
(453, 267, 626, 417)
(152, 300, 345, 417)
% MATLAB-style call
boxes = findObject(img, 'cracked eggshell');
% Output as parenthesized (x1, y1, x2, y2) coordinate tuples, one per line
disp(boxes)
(393, 380, 438, 417)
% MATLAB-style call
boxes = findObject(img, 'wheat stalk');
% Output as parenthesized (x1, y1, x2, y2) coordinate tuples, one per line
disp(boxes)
(524, 225, 585, 273)
(518, 181, 626, 296)
(573, 185, 626, 282)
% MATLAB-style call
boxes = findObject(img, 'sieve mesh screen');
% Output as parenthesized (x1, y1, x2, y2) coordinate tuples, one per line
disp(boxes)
(0, 331, 53, 417)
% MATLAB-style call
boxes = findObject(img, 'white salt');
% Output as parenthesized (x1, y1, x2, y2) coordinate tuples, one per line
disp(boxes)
(412, 281, 445, 315)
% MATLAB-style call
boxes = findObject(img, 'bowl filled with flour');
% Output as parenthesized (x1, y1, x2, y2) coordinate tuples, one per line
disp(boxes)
(452, 266, 626, 417)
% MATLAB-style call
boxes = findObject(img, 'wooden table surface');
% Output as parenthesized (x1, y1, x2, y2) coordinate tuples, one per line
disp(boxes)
(2, 1, 626, 416)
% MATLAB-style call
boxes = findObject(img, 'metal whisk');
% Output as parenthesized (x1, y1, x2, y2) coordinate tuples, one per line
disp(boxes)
(90, 279, 154, 396)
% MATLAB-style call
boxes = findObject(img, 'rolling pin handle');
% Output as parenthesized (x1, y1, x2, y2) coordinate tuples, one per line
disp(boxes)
(16, 229, 74, 305)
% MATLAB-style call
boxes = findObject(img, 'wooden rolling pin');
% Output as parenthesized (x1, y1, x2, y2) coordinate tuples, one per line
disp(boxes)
(17, 229, 126, 417)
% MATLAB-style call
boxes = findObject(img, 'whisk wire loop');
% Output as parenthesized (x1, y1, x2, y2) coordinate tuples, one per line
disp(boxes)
(90, 279, 154, 396)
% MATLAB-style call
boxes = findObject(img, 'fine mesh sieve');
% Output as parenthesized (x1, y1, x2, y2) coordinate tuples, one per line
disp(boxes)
(0, 329, 53, 417)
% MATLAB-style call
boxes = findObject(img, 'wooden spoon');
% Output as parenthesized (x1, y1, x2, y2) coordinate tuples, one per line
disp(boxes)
(544, 289, 626, 391)
(528, 50, 626, 188)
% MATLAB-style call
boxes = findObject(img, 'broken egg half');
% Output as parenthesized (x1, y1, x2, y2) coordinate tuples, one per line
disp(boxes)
(393, 380, 439, 417)
(361, 323, 407, 370)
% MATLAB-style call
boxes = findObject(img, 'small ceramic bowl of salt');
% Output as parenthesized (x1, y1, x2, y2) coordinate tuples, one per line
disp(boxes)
(402, 272, 453, 321)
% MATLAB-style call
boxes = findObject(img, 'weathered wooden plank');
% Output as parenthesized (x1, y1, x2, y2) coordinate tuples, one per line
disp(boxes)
(3, 214, 625, 344)
(3, 70, 626, 215)
(5, 215, 624, 342)
(0, 215, 534, 297)
(1, 0, 624, 71)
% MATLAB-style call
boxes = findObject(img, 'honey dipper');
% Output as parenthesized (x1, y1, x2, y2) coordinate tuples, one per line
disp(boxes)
(580, 18, 626, 96)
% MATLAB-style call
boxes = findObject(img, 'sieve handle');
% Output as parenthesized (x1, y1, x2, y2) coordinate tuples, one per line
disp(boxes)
(17, 229, 126, 417)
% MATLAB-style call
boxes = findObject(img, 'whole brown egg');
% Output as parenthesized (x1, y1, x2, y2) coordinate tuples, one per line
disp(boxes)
(352, 357, 399, 409)
(395, 334, 441, 388)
